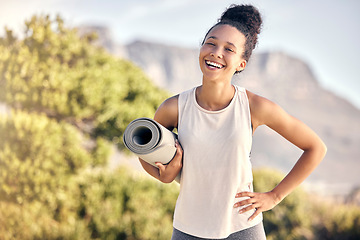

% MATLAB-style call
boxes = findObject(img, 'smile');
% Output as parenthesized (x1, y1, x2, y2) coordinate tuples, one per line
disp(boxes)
(205, 60, 224, 69)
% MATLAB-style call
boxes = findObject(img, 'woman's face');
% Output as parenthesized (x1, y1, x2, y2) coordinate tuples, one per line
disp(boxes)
(199, 24, 247, 82)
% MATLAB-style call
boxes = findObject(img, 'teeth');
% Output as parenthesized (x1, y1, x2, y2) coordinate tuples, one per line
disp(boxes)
(206, 60, 223, 69)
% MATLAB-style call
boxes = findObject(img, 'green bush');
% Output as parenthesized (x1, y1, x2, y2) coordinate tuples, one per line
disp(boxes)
(0, 194, 90, 240)
(253, 168, 360, 240)
(311, 199, 360, 239)
(0, 14, 169, 149)
(0, 110, 109, 239)
(75, 168, 179, 240)
(253, 168, 314, 240)
(0, 110, 110, 206)
(0, 14, 172, 240)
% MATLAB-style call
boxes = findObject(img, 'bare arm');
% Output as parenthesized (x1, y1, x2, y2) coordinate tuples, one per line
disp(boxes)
(138, 95, 183, 183)
(234, 91, 327, 220)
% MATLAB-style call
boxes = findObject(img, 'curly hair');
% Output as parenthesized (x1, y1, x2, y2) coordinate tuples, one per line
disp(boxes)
(202, 4, 263, 72)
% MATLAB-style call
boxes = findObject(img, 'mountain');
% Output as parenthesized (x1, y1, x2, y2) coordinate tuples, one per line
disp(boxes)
(126, 40, 202, 93)
(234, 52, 360, 195)
(77, 25, 128, 57)
(84, 26, 360, 196)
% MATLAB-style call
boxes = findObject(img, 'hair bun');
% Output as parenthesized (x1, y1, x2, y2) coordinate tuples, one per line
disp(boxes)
(220, 4, 262, 36)
(201, 4, 263, 63)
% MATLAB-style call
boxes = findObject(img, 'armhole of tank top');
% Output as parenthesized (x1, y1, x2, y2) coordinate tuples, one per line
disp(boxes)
(177, 93, 182, 130)
(240, 87, 253, 138)
(177, 89, 191, 130)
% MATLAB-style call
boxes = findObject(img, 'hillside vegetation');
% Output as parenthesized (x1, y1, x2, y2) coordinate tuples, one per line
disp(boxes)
(0, 15, 359, 240)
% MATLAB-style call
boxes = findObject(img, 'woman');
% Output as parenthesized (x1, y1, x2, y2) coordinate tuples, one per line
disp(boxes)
(139, 4, 327, 240)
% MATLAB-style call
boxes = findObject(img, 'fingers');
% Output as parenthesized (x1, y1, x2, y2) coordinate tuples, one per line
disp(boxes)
(234, 191, 279, 221)
(170, 140, 183, 166)
(237, 203, 257, 214)
(155, 140, 183, 183)
(234, 191, 261, 221)
(235, 191, 254, 198)
(175, 140, 183, 155)
(175, 142, 182, 157)
(235, 200, 261, 222)
(233, 191, 256, 210)
(233, 198, 256, 208)
(156, 140, 182, 168)
(155, 162, 166, 172)
(248, 208, 261, 222)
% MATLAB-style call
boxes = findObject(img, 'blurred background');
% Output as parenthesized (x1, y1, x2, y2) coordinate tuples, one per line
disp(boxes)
(2, 0, 360, 108)
(0, 0, 359, 239)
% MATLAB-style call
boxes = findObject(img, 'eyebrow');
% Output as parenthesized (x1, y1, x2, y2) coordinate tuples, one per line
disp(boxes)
(207, 36, 237, 49)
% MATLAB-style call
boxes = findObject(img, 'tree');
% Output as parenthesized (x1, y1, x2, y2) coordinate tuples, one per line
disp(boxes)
(0, 14, 169, 149)
(0, 14, 170, 239)
(0, 110, 107, 239)
(75, 168, 179, 240)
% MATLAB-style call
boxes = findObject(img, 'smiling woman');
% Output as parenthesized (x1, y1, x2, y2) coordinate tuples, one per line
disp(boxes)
(137, 4, 326, 240)
(199, 25, 247, 84)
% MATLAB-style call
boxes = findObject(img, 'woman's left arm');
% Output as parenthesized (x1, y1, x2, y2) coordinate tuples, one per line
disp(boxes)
(234, 91, 327, 221)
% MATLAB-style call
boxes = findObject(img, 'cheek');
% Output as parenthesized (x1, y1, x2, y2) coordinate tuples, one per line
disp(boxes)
(230, 55, 242, 68)
(199, 45, 207, 56)
(198, 46, 207, 63)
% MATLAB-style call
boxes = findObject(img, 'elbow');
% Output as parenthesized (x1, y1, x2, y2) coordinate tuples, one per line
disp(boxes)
(315, 139, 327, 162)
(322, 142, 328, 157)
(158, 169, 182, 184)
(158, 176, 175, 184)
(160, 179, 174, 184)
(320, 139, 327, 158)
(306, 139, 327, 164)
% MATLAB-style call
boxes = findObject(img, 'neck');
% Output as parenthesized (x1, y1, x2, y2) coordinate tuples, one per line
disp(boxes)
(196, 81, 235, 111)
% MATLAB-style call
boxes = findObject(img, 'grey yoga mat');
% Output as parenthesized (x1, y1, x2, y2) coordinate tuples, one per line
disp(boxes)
(123, 117, 181, 182)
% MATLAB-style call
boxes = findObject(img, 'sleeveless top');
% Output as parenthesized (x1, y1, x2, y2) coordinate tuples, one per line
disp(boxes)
(174, 85, 263, 239)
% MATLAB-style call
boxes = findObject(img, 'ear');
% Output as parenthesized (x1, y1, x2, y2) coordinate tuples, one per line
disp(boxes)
(236, 60, 247, 72)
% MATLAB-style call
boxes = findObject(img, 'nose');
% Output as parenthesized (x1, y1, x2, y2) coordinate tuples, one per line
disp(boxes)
(210, 48, 223, 59)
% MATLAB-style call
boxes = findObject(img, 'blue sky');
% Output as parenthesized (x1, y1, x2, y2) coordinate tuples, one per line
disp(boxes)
(1, 0, 359, 108)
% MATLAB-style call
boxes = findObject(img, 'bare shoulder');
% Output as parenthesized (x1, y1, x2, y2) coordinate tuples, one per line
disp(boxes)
(246, 90, 275, 109)
(246, 90, 326, 153)
(154, 95, 179, 130)
(246, 90, 280, 129)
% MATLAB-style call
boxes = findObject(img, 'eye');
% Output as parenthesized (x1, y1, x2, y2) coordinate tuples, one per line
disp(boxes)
(226, 47, 234, 53)
(205, 42, 215, 46)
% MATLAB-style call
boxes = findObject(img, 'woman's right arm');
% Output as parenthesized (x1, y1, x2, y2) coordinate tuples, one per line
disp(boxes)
(138, 95, 183, 183)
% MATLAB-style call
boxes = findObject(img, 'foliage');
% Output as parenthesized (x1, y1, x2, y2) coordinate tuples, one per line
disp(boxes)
(0, 165, 179, 240)
(311, 199, 360, 239)
(75, 168, 178, 240)
(0, 13, 173, 240)
(0, 110, 107, 239)
(0, 14, 169, 149)
(254, 168, 313, 240)
(0, 110, 110, 206)
(254, 168, 360, 240)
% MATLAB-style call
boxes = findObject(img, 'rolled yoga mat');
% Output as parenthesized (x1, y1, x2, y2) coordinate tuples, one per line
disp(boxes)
(123, 117, 181, 182)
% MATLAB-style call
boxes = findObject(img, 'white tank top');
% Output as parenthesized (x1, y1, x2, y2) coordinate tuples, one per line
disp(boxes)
(174, 85, 263, 239)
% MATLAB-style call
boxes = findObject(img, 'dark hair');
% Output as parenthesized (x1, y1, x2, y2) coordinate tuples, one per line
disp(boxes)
(202, 4, 262, 70)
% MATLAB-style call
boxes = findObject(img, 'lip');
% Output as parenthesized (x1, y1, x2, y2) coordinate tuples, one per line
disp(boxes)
(205, 59, 225, 69)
